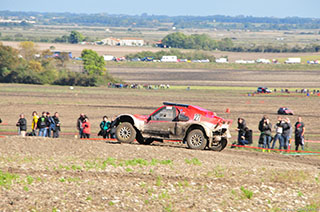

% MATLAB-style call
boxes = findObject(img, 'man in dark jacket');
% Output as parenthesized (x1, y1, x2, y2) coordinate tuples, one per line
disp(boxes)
(52, 112, 61, 138)
(282, 118, 292, 150)
(236, 118, 247, 145)
(77, 113, 86, 138)
(16, 113, 27, 137)
(37, 112, 48, 137)
(295, 117, 305, 151)
(258, 116, 272, 149)
(46, 112, 55, 138)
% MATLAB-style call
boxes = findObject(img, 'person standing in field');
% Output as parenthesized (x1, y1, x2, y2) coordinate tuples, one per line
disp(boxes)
(47, 112, 55, 138)
(16, 113, 27, 137)
(31, 111, 39, 136)
(37, 112, 48, 137)
(52, 112, 61, 138)
(77, 113, 86, 138)
(82, 117, 91, 139)
(258, 115, 272, 149)
(282, 118, 292, 150)
(295, 117, 305, 151)
(271, 116, 284, 149)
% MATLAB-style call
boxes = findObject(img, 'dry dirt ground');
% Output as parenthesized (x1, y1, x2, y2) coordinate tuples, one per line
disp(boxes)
(0, 67, 320, 211)
(0, 137, 320, 211)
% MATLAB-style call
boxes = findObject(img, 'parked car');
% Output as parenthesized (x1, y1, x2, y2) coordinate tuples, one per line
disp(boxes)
(131, 58, 141, 62)
(257, 87, 272, 93)
(113, 102, 232, 151)
(141, 57, 154, 62)
(277, 107, 294, 115)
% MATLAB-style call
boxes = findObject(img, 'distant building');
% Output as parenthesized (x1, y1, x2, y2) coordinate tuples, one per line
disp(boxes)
(100, 37, 144, 46)
(119, 38, 144, 46)
(101, 37, 121, 46)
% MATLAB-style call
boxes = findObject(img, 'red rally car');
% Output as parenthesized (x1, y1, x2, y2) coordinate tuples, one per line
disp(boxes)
(113, 102, 232, 151)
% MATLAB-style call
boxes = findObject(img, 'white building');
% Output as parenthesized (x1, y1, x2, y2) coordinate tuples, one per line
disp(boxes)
(100, 37, 120, 46)
(119, 38, 144, 46)
(100, 37, 144, 46)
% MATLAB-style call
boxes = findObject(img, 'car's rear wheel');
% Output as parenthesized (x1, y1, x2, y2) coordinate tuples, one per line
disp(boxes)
(115, 122, 136, 143)
(186, 129, 207, 150)
(210, 138, 228, 151)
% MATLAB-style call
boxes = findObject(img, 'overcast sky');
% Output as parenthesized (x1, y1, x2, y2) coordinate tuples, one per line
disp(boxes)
(1, 0, 318, 18)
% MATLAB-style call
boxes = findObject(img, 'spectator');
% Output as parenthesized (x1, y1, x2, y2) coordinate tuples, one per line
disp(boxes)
(77, 113, 86, 138)
(258, 116, 272, 149)
(109, 116, 117, 139)
(47, 112, 55, 138)
(31, 111, 39, 136)
(271, 116, 284, 149)
(295, 117, 305, 151)
(82, 118, 91, 138)
(37, 112, 48, 137)
(236, 118, 246, 144)
(16, 114, 27, 137)
(52, 112, 61, 138)
(282, 118, 292, 150)
(238, 127, 252, 145)
(99, 116, 111, 139)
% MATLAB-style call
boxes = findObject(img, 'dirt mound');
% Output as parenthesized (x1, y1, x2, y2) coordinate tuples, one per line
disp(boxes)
(0, 137, 319, 211)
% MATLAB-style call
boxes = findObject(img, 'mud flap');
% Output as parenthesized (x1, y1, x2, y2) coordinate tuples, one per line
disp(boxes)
(210, 138, 228, 151)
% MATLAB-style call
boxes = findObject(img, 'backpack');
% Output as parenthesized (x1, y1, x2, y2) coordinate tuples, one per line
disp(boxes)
(49, 117, 56, 131)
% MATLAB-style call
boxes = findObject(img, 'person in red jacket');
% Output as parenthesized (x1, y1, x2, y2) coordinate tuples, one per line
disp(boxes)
(82, 118, 91, 138)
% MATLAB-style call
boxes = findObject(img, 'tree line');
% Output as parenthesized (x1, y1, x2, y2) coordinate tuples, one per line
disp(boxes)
(161, 32, 320, 53)
(125, 49, 215, 61)
(0, 42, 116, 86)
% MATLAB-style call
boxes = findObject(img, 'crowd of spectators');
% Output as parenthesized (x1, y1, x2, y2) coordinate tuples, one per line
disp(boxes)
(236, 116, 306, 151)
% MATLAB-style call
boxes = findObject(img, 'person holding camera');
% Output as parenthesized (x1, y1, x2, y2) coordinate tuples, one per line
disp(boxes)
(282, 118, 292, 150)
(258, 115, 272, 149)
(271, 116, 284, 149)
(16, 113, 27, 137)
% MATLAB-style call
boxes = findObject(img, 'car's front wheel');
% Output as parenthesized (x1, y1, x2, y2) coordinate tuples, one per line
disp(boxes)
(186, 129, 207, 150)
(115, 122, 136, 143)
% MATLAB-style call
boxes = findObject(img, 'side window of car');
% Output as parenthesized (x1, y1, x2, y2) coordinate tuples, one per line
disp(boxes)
(151, 107, 176, 121)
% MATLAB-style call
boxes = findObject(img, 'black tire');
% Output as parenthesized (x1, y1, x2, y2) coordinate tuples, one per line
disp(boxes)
(210, 138, 228, 151)
(144, 138, 154, 145)
(137, 137, 154, 145)
(186, 129, 207, 150)
(115, 122, 136, 143)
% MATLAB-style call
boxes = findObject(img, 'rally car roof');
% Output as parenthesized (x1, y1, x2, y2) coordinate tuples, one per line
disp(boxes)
(163, 102, 189, 108)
